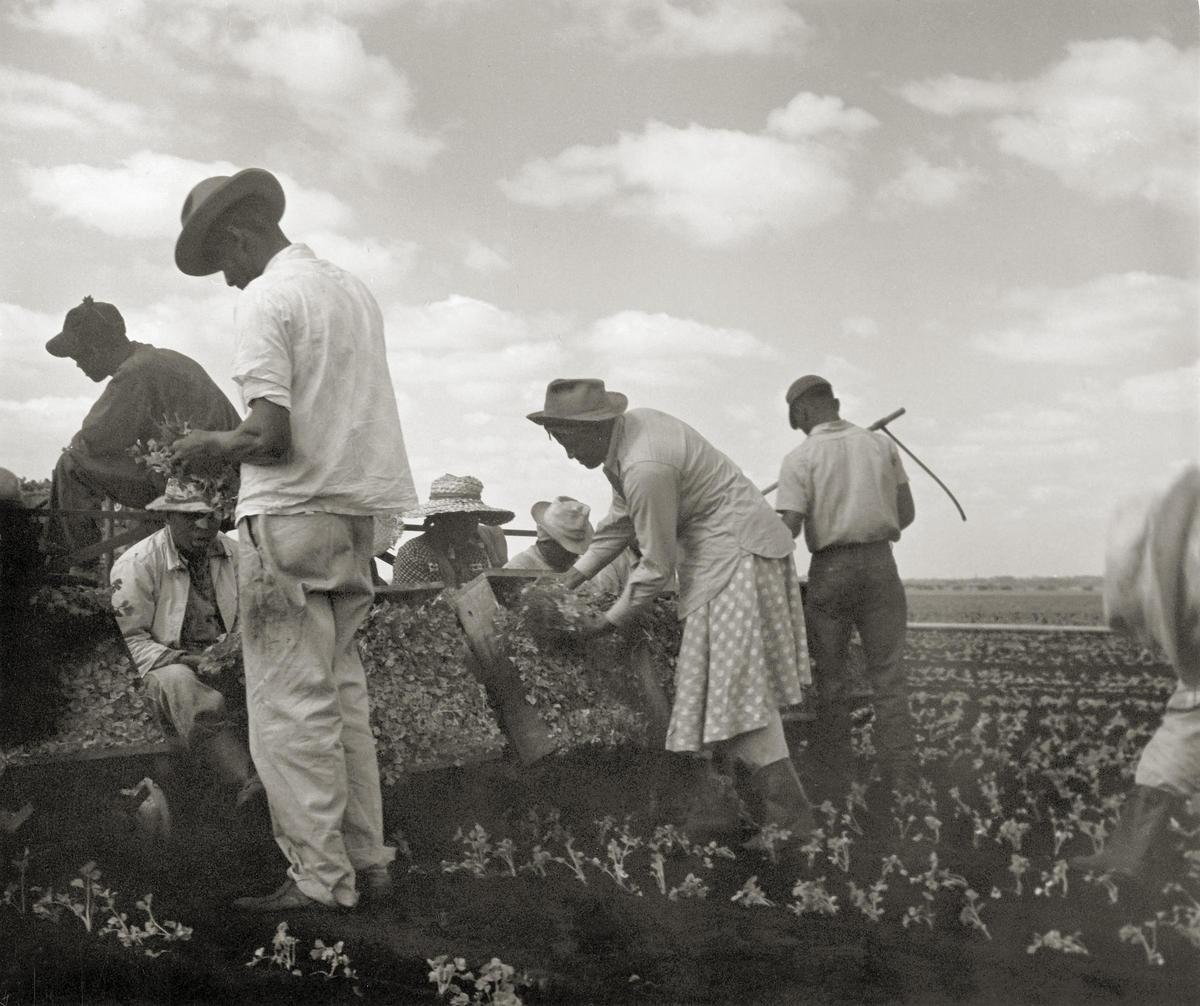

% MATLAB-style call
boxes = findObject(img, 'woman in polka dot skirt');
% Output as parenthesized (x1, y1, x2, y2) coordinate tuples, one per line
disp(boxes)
(528, 379, 815, 847)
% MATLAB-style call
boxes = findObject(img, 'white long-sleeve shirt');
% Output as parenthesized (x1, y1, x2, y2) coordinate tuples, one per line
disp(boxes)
(572, 408, 793, 626)
(231, 243, 418, 522)
(110, 528, 239, 677)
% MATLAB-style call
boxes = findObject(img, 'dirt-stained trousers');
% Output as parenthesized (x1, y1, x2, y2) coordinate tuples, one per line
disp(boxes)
(238, 512, 393, 908)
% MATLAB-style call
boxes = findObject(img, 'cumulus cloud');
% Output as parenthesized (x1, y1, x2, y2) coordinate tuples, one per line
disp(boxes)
(872, 152, 983, 216)
(7, 1, 442, 172)
(899, 37, 1198, 210)
(840, 316, 879, 339)
(383, 296, 570, 407)
(581, 311, 773, 390)
(463, 238, 512, 275)
(226, 15, 442, 170)
(20, 151, 377, 251)
(558, 0, 809, 58)
(1117, 362, 1200, 415)
(0, 64, 147, 135)
(6, 0, 148, 39)
(973, 272, 1197, 365)
(500, 92, 877, 245)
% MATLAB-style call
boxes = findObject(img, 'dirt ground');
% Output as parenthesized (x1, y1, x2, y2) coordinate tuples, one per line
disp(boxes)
(2, 734, 1198, 1006)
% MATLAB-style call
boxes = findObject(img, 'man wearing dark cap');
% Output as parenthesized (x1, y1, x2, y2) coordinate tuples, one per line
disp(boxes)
(44, 296, 240, 558)
(168, 167, 417, 913)
(776, 375, 917, 799)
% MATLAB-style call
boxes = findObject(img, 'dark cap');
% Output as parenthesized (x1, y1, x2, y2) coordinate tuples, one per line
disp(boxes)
(785, 374, 832, 406)
(45, 296, 126, 358)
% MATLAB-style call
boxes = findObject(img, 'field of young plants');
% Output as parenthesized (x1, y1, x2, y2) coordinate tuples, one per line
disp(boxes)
(1, 589, 1197, 1005)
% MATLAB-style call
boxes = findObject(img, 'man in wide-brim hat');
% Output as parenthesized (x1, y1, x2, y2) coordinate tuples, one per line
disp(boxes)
(110, 478, 263, 817)
(166, 166, 418, 913)
(528, 378, 817, 854)
(391, 474, 513, 589)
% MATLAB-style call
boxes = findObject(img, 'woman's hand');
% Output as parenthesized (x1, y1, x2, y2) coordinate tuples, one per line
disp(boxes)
(575, 611, 615, 638)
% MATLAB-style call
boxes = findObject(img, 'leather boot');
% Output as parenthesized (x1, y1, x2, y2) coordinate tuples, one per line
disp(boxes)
(198, 728, 263, 812)
(743, 757, 816, 849)
(1069, 786, 1177, 880)
(798, 701, 855, 804)
(668, 755, 742, 845)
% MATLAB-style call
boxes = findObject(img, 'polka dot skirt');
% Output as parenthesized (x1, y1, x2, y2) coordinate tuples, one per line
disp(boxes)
(666, 553, 811, 752)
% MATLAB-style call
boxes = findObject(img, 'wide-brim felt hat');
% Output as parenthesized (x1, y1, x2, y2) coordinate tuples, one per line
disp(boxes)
(405, 474, 515, 526)
(531, 496, 594, 554)
(527, 378, 628, 425)
(145, 477, 216, 514)
(174, 167, 285, 277)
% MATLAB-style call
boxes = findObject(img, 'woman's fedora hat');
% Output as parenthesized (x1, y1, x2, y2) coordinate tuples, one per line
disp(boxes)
(526, 378, 628, 426)
(174, 167, 285, 277)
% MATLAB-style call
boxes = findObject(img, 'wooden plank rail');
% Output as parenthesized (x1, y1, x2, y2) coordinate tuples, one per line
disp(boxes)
(908, 622, 1111, 634)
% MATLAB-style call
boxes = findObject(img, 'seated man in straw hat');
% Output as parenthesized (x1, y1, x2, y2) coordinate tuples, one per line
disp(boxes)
(391, 474, 512, 589)
(110, 478, 263, 815)
(528, 379, 815, 850)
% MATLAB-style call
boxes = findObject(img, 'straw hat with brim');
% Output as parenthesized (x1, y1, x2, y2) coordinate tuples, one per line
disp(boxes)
(145, 478, 215, 514)
(531, 497, 594, 554)
(45, 296, 125, 359)
(527, 378, 627, 426)
(174, 168, 286, 277)
(405, 474, 515, 526)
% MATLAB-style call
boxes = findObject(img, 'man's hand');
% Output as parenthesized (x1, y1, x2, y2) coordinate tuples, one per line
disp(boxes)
(176, 652, 204, 670)
(169, 430, 225, 469)
(575, 611, 616, 639)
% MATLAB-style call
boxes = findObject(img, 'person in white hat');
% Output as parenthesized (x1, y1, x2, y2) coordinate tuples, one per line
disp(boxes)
(391, 474, 513, 589)
(1071, 465, 1200, 883)
(505, 497, 593, 573)
(167, 167, 417, 912)
(110, 479, 262, 816)
(528, 378, 815, 850)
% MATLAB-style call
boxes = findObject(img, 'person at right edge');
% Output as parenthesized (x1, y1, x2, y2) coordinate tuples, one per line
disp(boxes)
(775, 375, 918, 802)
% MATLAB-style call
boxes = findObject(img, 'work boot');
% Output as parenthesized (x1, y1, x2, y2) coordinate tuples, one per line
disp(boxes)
(199, 728, 263, 814)
(742, 757, 816, 857)
(667, 755, 742, 846)
(1070, 786, 1178, 881)
(798, 702, 856, 804)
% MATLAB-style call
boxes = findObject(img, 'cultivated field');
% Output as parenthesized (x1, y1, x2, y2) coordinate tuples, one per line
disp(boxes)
(1, 590, 1195, 1005)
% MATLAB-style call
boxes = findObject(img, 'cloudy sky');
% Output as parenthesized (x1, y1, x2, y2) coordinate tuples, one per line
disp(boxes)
(1, 0, 1196, 578)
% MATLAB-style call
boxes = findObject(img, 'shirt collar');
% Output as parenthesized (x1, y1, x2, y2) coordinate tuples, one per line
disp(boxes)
(163, 528, 228, 571)
(602, 414, 626, 478)
(810, 419, 851, 436)
(263, 243, 316, 275)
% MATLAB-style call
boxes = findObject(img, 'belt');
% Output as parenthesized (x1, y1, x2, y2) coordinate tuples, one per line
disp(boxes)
(812, 540, 893, 556)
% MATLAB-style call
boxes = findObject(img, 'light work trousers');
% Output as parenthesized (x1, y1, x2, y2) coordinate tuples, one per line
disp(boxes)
(239, 512, 393, 908)
(1136, 706, 1200, 797)
(143, 662, 230, 746)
